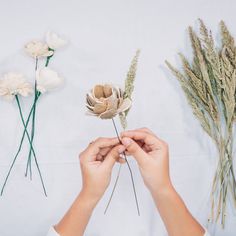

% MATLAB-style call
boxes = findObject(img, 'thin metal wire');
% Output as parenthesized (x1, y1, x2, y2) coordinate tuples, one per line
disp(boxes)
(104, 118, 140, 215)
(104, 163, 122, 214)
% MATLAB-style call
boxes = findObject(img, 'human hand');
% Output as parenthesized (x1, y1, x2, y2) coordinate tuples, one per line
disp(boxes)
(121, 128, 172, 195)
(79, 137, 126, 204)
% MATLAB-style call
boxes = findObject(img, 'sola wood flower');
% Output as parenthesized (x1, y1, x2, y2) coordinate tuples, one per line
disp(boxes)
(36, 67, 64, 93)
(85, 50, 140, 215)
(25, 40, 54, 58)
(46, 31, 67, 50)
(86, 84, 132, 119)
(0, 73, 33, 101)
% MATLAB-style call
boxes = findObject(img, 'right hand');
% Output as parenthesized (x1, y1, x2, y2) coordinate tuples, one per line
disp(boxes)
(79, 137, 125, 204)
(121, 128, 172, 195)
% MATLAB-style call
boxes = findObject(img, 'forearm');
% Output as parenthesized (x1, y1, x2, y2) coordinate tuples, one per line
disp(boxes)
(151, 184, 205, 236)
(54, 191, 98, 236)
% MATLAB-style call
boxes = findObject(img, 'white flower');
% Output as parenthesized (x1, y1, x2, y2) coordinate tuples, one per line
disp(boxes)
(0, 73, 33, 101)
(25, 40, 54, 58)
(36, 67, 64, 93)
(46, 31, 67, 50)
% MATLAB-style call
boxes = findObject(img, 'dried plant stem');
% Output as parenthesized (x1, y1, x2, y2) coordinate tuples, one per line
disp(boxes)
(210, 129, 234, 227)
(104, 118, 140, 215)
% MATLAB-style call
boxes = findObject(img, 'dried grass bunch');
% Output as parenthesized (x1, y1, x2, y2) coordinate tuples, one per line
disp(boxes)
(166, 19, 236, 228)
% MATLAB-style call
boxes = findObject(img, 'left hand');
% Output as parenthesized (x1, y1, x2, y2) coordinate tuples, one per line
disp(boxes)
(79, 137, 126, 203)
(120, 128, 171, 195)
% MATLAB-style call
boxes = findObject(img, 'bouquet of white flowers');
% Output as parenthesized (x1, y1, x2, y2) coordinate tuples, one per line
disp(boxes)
(0, 31, 67, 196)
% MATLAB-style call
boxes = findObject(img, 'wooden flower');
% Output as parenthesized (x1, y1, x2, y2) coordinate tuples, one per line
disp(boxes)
(86, 84, 132, 119)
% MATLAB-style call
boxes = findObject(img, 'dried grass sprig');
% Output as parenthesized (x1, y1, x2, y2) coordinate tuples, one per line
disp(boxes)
(119, 49, 140, 129)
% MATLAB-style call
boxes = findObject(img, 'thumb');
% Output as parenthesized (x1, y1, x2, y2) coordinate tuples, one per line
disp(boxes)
(102, 145, 126, 169)
(121, 137, 147, 166)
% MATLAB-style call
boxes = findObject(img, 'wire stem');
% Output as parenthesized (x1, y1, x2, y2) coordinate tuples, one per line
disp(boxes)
(45, 48, 54, 67)
(104, 163, 122, 214)
(104, 118, 140, 215)
(0, 95, 46, 195)
(26, 52, 52, 178)
(16, 95, 47, 196)
(25, 57, 39, 178)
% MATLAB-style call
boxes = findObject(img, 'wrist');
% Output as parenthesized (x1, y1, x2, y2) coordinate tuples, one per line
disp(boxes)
(77, 190, 100, 210)
(150, 182, 175, 200)
(79, 188, 102, 206)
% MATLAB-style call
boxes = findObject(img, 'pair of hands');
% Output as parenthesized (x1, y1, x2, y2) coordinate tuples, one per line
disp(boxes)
(79, 128, 172, 204)
(55, 127, 205, 236)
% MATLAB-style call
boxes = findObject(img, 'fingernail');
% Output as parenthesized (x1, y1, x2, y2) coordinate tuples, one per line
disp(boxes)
(118, 146, 126, 154)
(122, 137, 131, 147)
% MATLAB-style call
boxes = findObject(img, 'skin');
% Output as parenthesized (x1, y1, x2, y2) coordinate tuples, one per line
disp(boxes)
(55, 128, 205, 236)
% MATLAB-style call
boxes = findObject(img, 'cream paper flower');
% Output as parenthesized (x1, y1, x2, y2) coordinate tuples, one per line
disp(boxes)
(36, 67, 64, 93)
(46, 31, 67, 50)
(86, 84, 132, 119)
(25, 40, 54, 58)
(0, 73, 33, 101)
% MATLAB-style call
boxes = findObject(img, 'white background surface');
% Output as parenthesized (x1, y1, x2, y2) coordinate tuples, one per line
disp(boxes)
(0, 0, 235, 235)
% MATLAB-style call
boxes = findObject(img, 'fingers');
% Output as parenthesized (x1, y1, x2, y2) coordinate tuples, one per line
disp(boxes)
(99, 147, 112, 156)
(96, 147, 126, 164)
(118, 157, 126, 164)
(121, 130, 163, 150)
(121, 137, 148, 166)
(80, 137, 119, 162)
(96, 147, 113, 161)
(102, 145, 126, 169)
(96, 153, 104, 161)
(97, 148, 125, 164)
(135, 127, 156, 136)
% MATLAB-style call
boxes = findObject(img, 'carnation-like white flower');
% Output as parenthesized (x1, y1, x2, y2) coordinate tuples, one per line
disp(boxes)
(36, 67, 64, 93)
(25, 40, 54, 58)
(86, 84, 132, 119)
(46, 31, 67, 50)
(0, 73, 33, 101)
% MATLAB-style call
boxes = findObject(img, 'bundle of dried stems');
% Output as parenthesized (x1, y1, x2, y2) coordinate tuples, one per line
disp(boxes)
(166, 19, 236, 228)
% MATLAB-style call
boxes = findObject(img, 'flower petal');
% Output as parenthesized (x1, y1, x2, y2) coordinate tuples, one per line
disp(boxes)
(93, 85, 104, 99)
(93, 103, 107, 114)
(99, 108, 117, 119)
(103, 84, 112, 98)
(0, 72, 33, 100)
(86, 93, 96, 106)
(36, 67, 63, 93)
(46, 31, 67, 50)
(117, 98, 132, 113)
(25, 40, 53, 58)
